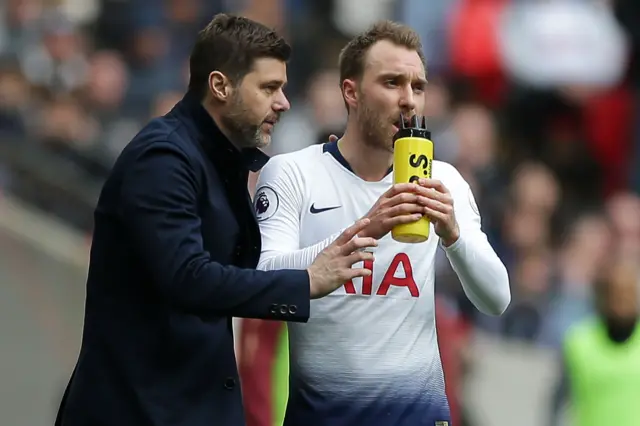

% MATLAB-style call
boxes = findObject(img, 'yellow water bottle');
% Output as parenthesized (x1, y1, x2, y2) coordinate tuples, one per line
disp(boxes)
(392, 114, 433, 243)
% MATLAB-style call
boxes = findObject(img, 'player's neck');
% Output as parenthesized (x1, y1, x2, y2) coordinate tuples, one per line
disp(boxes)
(338, 125, 393, 182)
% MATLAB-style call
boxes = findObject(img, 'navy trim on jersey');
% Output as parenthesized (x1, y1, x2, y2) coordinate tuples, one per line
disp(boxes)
(323, 140, 393, 176)
(284, 389, 451, 426)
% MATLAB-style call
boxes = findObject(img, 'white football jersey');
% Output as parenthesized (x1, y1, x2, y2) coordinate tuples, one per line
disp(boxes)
(254, 141, 509, 426)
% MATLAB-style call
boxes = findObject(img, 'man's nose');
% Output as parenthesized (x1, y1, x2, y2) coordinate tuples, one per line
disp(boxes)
(399, 87, 416, 113)
(274, 89, 290, 112)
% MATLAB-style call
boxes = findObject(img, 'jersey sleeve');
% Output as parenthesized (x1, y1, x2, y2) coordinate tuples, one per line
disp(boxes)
(442, 165, 511, 315)
(255, 154, 343, 271)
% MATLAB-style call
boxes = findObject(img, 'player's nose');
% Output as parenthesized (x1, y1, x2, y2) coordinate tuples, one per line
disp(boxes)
(399, 87, 416, 112)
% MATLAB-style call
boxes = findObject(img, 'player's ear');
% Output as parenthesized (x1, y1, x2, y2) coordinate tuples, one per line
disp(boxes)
(208, 71, 231, 102)
(342, 79, 358, 111)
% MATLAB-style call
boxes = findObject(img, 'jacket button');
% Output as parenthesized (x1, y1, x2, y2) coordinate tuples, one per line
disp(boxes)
(224, 377, 236, 390)
(288, 305, 297, 315)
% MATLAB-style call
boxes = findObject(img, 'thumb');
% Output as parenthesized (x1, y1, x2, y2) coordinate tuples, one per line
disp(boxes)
(328, 134, 339, 142)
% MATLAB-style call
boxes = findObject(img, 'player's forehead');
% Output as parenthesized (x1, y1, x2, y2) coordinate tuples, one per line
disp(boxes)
(363, 40, 426, 81)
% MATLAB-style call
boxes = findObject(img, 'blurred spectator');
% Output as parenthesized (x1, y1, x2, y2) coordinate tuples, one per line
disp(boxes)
(80, 50, 140, 160)
(270, 67, 345, 155)
(550, 257, 640, 426)
(0, 0, 43, 58)
(449, 102, 505, 235)
(19, 8, 89, 94)
(538, 212, 613, 349)
(605, 192, 640, 261)
(0, 61, 32, 137)
(500, 247, 553, 341)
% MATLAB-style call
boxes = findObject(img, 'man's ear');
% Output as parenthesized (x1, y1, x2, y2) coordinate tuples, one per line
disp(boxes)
(342, 78, 358, 111)
(208, 71, 231, 102)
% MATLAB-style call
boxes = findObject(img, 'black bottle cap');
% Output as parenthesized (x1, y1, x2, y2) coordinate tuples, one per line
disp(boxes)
(393, 113, 431, 142)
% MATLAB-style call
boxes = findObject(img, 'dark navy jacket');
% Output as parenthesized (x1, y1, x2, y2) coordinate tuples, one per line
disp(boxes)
(54, 91, 310, 426)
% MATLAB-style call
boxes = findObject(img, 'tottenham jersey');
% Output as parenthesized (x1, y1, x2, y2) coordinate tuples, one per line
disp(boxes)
(254, 141, 484, 426)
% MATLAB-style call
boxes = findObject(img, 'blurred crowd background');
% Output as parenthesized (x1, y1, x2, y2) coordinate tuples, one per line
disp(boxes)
(1, 0, 640, 425)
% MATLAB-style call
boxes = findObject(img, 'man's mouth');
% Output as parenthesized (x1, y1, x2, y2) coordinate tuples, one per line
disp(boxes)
(262, 118, 278, 131)
(263, 116, 278, 126)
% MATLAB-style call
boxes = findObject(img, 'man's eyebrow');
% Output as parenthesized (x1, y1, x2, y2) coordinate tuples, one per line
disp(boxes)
(261, 79, 287, 87)
(379, 72, 402, 80)
(379, 72, 428, 85)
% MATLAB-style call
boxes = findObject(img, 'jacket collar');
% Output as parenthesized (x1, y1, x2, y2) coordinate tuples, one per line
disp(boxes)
(176, 91, 269, 172)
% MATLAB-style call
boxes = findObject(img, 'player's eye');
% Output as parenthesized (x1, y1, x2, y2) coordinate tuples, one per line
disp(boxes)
(262, 82, 284, 94)
(413, 84, 425, 94)
(384, 79, 398, 88)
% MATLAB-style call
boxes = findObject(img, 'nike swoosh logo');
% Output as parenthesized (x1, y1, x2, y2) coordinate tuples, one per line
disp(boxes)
(310, 204, 341, 214)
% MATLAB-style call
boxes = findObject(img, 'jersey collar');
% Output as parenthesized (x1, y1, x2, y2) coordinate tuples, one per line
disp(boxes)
(322, 140, 393, 176)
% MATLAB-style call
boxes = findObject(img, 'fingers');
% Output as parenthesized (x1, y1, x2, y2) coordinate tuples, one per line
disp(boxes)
(382, 192, 420, 208)
(383, 183, 423, 199)
(418, 178, 450, 195)
(328, 134, 339, 142)
(383, 182, 452, 207)
(409, 183, 452, 205)
(385, 202, 424, 217)
(421, 207, 449, 223)
(419, 188, 454, 222)
(340, 236, 378, 255)
(336, 218, 370, 245)
(346, 267, 373, 280)
(344, 250, 375, 268)
(381, 214, 423, 228)
(409, 183, 452, 206)
(420, 198, 453, 216)
(421, 191, 453, 205)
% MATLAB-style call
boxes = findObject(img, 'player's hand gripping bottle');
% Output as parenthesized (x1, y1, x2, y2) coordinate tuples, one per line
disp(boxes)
(392, 114, 433, 243)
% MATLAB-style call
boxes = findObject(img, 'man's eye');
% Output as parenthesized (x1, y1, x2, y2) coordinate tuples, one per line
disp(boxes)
(385, 80, 397, 87)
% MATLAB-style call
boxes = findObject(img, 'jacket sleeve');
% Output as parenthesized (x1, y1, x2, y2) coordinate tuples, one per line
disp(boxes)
(117, 142, 310, 322)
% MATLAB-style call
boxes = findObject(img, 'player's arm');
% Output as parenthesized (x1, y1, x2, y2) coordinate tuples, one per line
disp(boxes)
(441, 168, 511, 315)
(255, 155, 345, 271)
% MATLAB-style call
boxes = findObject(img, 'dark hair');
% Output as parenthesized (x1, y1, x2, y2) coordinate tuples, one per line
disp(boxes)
(338, 20, 426, 85)
(188, 14, 291, 97)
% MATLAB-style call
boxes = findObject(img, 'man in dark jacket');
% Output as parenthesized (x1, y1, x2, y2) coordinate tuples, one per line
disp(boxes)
(54, 14, 377, 426)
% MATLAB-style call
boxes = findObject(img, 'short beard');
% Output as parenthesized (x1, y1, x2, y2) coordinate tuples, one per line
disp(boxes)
(356, 92, 393, 153)
(220, 92, 264, 149)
